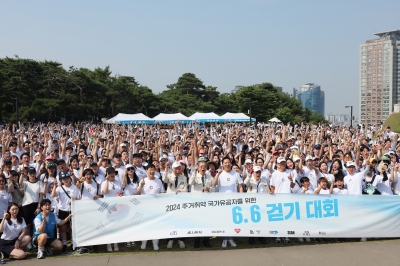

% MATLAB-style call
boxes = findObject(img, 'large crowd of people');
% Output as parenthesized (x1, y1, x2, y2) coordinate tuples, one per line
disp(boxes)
(0, 121, 399, 260)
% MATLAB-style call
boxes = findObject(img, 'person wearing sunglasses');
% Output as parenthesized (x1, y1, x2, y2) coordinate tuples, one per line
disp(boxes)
(121, 164, 139, 248)
(19, 167, 43, 249)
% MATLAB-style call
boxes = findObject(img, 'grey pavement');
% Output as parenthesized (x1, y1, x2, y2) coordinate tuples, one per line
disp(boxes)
(9, 239, 400, 266)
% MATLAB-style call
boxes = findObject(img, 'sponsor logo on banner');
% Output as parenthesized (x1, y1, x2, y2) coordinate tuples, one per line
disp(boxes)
(256, 230, 261, 234)
(170, 231, 178, 236)
(187, 231, 202, 235)
(287, 231, 295, 235)
(234, 228, 241, 234)
(269, 230, 278, 235)
(211, 230, 226, 234)
(303, 231, 310, 236)
(250, 230, 254, 234)
(319, 231, 326, 235)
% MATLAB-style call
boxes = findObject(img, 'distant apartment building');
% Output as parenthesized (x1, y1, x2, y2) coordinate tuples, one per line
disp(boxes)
(359, 30, 400, 125)
(293, 83, 325, 116)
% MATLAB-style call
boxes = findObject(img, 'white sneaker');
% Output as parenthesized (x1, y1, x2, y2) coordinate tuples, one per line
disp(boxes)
(167, 240, 173, 248)
(27, 242, 33, 250)
(298, 238, 304, 243)
(305, 238, 311, 243)
(107, 244, 112, 252)
(275, 237, 281, 243)
(113, 243, 119, 252)
(37, 250, 44, 259)
(222, 240, 227, 248)
(360, 238, 367, 242)
(284, 237, 290, 243)
(141, 241, 147, 250)
(178, 240, 185, 248)
(153, 240, 159, 251)
(228, 240, 236, 247)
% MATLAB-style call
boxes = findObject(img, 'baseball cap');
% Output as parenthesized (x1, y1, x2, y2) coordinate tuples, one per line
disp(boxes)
(125, 164, 134, 169)
(45, 156, 54, 161)
(90, 162, 98, 167)
(213, 145, 220, 150)
(159, 157, 168, 162)
(120, 143, 127, 147)
(277, 157, 286, 163)
(314, 144, 321, 149)
(253, 166, 262, 172)
(305, 155, 314, 161)
(245, 159, 253, 164)
(27, 167, 36, 174)
(248, 138, 255, 142)
(172, 161, 181, 168)
(290, 146, 298, 150)
(199, 149, 205, 154)
(113, 153, 122, 158)
(345, 161, 356, 168)
(135, 140, 144, 144)
(47, 163, 56, 169)
(293, 156, 300, 162)
(9, 170, 18, 176)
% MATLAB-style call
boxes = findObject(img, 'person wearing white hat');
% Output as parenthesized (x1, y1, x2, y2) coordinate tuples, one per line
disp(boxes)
(344, 160, 370, 195)
(270, 157, 296, 244)
(162, 161, 187, 249)
(302, 155, 319, 190)
(188, 160, 214, 248)
(212, 157, 243, 248)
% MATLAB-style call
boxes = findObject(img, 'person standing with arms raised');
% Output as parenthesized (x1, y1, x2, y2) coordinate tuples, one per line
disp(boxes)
(212, 157, 243, 248)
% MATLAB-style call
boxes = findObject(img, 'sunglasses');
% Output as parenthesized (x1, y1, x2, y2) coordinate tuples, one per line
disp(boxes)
(0, 180, 5, 183)
(61, 173, 71, 178)
(127, 167, 135, 171)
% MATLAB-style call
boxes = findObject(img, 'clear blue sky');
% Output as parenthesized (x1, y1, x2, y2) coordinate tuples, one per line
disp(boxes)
(1, 0, 399, 117)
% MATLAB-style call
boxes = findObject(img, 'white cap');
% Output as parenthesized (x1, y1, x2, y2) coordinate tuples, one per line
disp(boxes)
(293, 156, 300, 162)
(120, 143, 127, 147)
(277, 157, 286, 163)
(290, 145, 298, 150)
(346, 161, 356, 168)
(245, 159, 253, 164)
(34, 152, 40, 157)
(136, 140, 143, 144)
(213, 145, 220, 150)
(253, 166, 262, 172)
(172, 161, 181, 168)
(290, 136, 296, 139)
(305, 155, 314, 161)
(125, 164, 134, 169)
(248, 138, 255, 142)
(206, 140, 211, 143)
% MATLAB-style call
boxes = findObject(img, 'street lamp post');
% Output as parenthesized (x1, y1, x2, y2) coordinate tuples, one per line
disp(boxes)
(244, 101, 252, 128)
(345, 106, 353, 128)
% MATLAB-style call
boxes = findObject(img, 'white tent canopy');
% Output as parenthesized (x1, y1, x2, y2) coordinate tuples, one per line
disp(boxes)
(104, 113, 153, 124)
(268, 117, 281, 123)
(189, 112, 225, 123)
(220, 112, 255, 122)
(152, 113, 193, 124)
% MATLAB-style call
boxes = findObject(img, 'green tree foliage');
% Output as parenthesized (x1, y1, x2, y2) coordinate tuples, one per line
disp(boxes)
(0, 56, 326, 124)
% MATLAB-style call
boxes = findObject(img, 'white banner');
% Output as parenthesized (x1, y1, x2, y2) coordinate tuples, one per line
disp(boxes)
(71, 193, 400, 247)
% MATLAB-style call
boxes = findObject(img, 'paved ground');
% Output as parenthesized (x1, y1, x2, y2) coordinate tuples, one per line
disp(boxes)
(7, 239, 400, 266)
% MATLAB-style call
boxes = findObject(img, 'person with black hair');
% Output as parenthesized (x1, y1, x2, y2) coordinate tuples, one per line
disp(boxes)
(33, 199, 72, 259)
(0, 203, 31, 260)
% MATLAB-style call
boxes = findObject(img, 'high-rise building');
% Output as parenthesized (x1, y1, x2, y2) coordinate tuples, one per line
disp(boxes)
(359, 30, 400, 125)
(293, 83, 325, 115)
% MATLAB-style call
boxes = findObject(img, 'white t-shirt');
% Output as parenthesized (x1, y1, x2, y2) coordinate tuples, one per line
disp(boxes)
(391, 171, 400, 195)
(296, 187, 313, 194)
(135, 166, 147, 181)
(101, 180, 122, 198)
(217, 170, 243, 193)
(55, 185, 79, 212)
(92, 173, 105, 186)
(333, 188, 349, 194)
(22, 181, 43, 206)
(302, 166, 318, 190)
(373, 174, 393, 195)
(141, 177, 164, 195)
(270, 169, 294, 194)
(315, 188, 330, 194)
(344, 167, 369, 195)
(123, 179, 139, 196)
(0, 190, 13, 215)
(1, 218, 27, 240)
(34, 213, 61, 232)
(80, 182, 101, 200)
